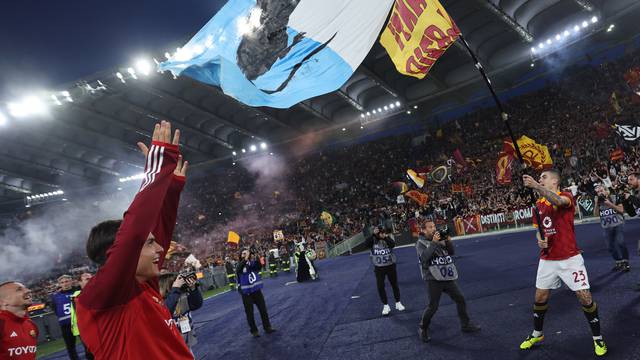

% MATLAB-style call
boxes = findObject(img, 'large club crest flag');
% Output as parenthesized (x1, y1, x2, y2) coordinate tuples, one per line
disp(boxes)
(159, 0, 394, 108)
(380, 0, 461, 79)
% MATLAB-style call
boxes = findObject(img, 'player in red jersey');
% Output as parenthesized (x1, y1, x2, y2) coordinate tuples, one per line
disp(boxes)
(76, 121, 194, 360)
(0, 282, 38, 359)
(519, 169, 607, 356)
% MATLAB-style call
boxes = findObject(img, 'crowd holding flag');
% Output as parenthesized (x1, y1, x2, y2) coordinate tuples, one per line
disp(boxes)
(391, 181, 409, 195)
(380, 0, 461, 78)
(159, 0, 394, 108)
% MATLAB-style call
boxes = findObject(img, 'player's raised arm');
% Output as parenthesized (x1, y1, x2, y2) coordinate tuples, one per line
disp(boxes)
(80, 121, 181, 310)
(523, 174, 571, 207)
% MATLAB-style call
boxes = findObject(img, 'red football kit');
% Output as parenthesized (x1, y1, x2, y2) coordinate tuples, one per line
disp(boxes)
(76, 141, 193, 359)
(533, 191, 581, 260)
(0, 310, 38, 360)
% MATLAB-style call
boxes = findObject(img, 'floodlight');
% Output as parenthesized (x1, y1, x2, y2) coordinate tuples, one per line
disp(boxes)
(260, 142, 267, 150)
(135, 59, 152, 76)
(250, 145, 257, 152)
(591, 16, 598, 23)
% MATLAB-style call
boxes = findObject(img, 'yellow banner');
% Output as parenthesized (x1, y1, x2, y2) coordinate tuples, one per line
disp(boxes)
(380, 0, 460, 79)
(227, 231, 240, 245)
(506, 135, 553, 170)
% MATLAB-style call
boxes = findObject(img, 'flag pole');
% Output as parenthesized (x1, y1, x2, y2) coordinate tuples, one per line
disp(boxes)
(456, 33, 546, 241)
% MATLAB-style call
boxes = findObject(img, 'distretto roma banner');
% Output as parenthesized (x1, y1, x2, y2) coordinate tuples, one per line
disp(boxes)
(380, 0, 461, 79)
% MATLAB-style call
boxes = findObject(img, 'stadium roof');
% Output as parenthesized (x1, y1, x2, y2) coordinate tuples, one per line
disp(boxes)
(0, 0, 639, 211)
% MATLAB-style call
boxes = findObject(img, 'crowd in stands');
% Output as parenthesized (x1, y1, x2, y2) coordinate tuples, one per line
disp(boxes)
(6, 46, 640, 306)
(175, 48, 640, 263)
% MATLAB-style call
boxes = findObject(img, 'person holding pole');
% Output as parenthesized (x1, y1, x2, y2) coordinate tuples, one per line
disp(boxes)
(519, 170, 607, 356)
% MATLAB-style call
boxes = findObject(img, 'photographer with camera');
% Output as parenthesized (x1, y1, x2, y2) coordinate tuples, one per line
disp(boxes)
(236, 248, 276, 337)
(159, 271, 203, 350)
(416, 218, 480, 343)
(594, 184, 629, 272)
(365, 225, 405, 316)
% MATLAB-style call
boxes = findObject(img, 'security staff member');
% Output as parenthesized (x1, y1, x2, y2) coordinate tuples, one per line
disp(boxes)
(51, 275, 79, 360)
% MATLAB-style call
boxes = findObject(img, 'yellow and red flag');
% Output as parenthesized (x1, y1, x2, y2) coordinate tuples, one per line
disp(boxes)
(380, 0, 461, 78)
(496, 151, 514, 185)
(407, 169, 426, 188)
(503, 135, 552, 170)
(405, 190, 429, 207)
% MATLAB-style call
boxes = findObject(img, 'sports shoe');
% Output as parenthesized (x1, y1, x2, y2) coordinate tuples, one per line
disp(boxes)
(395, 302, 405, 311)
(251, 330, 260, 338)
(382, 304, 391, 316)
(520, 335, 544, 350)
(594, 339, 607, 356)
(461, 323, 481, 333)
(621, 262, 630, 272)
(418, 327, 431, 343)
(611, 262, 621, 271)
(265, 327, 276, 334)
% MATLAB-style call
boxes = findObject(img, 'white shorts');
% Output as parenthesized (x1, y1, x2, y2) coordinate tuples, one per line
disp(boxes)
(535, 254, 590, 291)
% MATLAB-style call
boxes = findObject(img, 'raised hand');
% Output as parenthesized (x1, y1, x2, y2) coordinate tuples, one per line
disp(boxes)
(137, 121, 181, 157)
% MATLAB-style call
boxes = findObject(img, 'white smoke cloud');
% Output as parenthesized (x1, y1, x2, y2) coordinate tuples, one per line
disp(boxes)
(0, 188, 137, 282)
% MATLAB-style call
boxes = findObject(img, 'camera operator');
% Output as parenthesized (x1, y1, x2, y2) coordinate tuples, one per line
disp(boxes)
(236, 248, 276, 337)
(593, 184, 629, 271)
(415, 219, 480, 343)
(365, 226, 405, 316)
(159, 271, 203, 350)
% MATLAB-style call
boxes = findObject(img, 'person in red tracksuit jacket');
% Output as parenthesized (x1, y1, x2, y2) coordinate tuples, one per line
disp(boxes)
(0, 282, 38, 360)
(76, 121, 193, 360)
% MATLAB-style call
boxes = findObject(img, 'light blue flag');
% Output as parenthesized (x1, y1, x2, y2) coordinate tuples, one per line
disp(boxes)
(159, 0, 394, 109)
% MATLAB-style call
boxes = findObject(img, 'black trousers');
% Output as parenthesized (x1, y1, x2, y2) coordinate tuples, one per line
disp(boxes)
(420, 280, 470, 330)
(374, 264, 400, 305)
(241, 290, 272, 333)
(59, 323, 79, 360)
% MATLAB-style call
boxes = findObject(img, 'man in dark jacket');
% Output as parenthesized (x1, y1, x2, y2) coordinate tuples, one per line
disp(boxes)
(365, 226, 405, 316)
(621, 172, 640, 290)
(415, 219, 480, 343)
(236, 248, 276, 337)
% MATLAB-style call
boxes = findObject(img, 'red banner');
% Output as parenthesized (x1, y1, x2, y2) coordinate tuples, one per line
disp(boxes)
(496, 152, 514, 185)
(610, 148, 625, 162)
(405, 190, 429, 207)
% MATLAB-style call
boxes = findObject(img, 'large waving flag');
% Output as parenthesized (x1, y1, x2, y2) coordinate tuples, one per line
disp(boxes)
(380, 0, 461, 79)
(504, 136, 552, 170)
(159, 0, 394, 108)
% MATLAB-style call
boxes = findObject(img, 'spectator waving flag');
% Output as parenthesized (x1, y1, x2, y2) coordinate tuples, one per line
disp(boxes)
(504, 135, 552, 170)
(158, 0, 394, 108)
(380, 0, 461, 79)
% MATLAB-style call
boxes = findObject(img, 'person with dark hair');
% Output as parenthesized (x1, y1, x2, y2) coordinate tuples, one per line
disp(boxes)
(236, 248, 276, 337)
(0, 281, 38, 359)
(416, 219, 479, 343)
(593, 184, 629, 271)
(365, 226, 405, 316)
(520, 170, 607, 356)
(158, 272, 203, 351)
(76, 121, 193, 359)
(50, 274, 79, 360)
